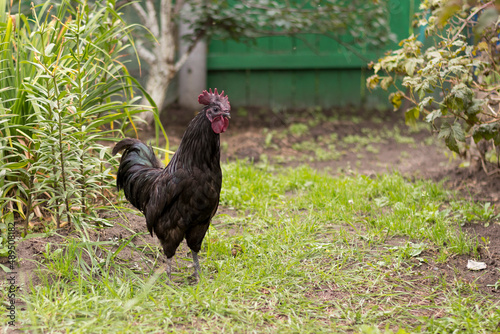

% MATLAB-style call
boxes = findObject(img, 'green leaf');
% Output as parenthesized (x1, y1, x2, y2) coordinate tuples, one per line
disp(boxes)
(404, 58, 418, 76)
(366, 75, 380, 90)
(44, 43, 55, 56)
(446, 135, 459, 154)
(494, 132, 500, 146)
(405, 107, 419, 127)
(440, 104, 449, 116)
(4, 212, 14, 224)
(452, 122, 465, 142)
(420, 96, 434, 108)
(463, 98, 483, 126)
(446, 84, 474, 111)
(438, 122, 464, 153)
(438, 123, 451, 140)
(0, 263, 11, 273)
(389, 92, 404, 111)
(4, 160, 28, 169)
(473, 123, 500, 143)
(438, 3, 461, 27)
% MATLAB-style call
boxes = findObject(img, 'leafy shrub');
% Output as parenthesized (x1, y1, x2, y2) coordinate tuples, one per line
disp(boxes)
(367, 0, 500, 160)
(0, 0, 157, 236)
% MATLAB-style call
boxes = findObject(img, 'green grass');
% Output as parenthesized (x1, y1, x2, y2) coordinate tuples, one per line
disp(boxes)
(11, 161, 500, 333)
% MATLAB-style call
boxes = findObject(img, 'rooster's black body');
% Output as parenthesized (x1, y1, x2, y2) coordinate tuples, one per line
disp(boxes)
(112, 89, 231, 280)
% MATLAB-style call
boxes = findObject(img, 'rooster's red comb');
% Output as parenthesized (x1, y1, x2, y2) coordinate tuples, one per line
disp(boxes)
(198, 88, 231, 110)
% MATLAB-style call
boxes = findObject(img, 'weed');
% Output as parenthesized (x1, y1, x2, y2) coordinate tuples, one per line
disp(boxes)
(343, 135, 372, 145)
(366, 145, 380, 154)
(289, 123, 309, 137)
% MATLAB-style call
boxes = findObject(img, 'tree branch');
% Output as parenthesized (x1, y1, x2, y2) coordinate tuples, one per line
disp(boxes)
(324, 33, 371, 63)
(451, 1, 492, 43)
(145, 0, 159, 36)
(160, 0, 172, 44)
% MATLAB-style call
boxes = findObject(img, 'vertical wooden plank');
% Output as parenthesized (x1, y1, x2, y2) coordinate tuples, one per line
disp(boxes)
(208, 40, 227, 55)
(314, 69, 320, 106)
(222, 40, 249, 55)
(317, 69, 342, 108)
(293, 71, 316, 108)
(270, 71, 294, 109)
(206, 71, 226, 94)
(318, 35, 342, 54)
(207, 70, 248, 107)
(339, 69, 362, 106)
(248, 71, 271, 107)
(388, 0, 415, 42)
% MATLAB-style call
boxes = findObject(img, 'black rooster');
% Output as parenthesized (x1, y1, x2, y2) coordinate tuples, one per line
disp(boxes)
(112, 89, 231, 280)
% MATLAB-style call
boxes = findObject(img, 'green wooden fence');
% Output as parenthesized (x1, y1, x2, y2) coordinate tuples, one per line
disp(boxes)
(207, 1, 417, 109)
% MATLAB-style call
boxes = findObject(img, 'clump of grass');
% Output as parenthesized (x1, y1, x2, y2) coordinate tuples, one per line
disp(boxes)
(289, 123, 309, 137)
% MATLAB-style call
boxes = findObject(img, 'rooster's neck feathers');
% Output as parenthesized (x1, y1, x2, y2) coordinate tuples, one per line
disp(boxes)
(166, 111, 220, 173)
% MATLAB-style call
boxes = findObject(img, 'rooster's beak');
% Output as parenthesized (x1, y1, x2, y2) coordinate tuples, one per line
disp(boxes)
(222, 112, 231, 119)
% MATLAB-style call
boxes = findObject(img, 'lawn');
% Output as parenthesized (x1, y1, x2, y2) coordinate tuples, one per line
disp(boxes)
(7, 160, 500, 333)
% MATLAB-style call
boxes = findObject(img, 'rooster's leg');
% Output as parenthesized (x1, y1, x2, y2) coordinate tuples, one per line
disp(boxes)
(191, 251, 201, 281)
(166, 257, 172, 281)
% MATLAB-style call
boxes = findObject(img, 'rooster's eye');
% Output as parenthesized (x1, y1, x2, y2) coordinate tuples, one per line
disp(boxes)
(212, 107, 219, 112)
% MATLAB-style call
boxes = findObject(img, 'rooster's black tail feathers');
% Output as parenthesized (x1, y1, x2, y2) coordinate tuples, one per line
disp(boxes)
(113, 138, 163, 210)
(112, 139, 159, 164)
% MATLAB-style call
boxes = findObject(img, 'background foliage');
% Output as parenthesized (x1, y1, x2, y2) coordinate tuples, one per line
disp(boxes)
(124, 0, 397, 122)
(185, 0, 395, 46)
(367, 0, 500, 167)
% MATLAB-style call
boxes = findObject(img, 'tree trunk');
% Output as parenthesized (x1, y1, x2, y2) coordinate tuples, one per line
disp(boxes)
(131, 0, 178, 127)
(137, 25, 176, 126)
(131, 0, 208, 126)
(139, 64, 171, 126)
